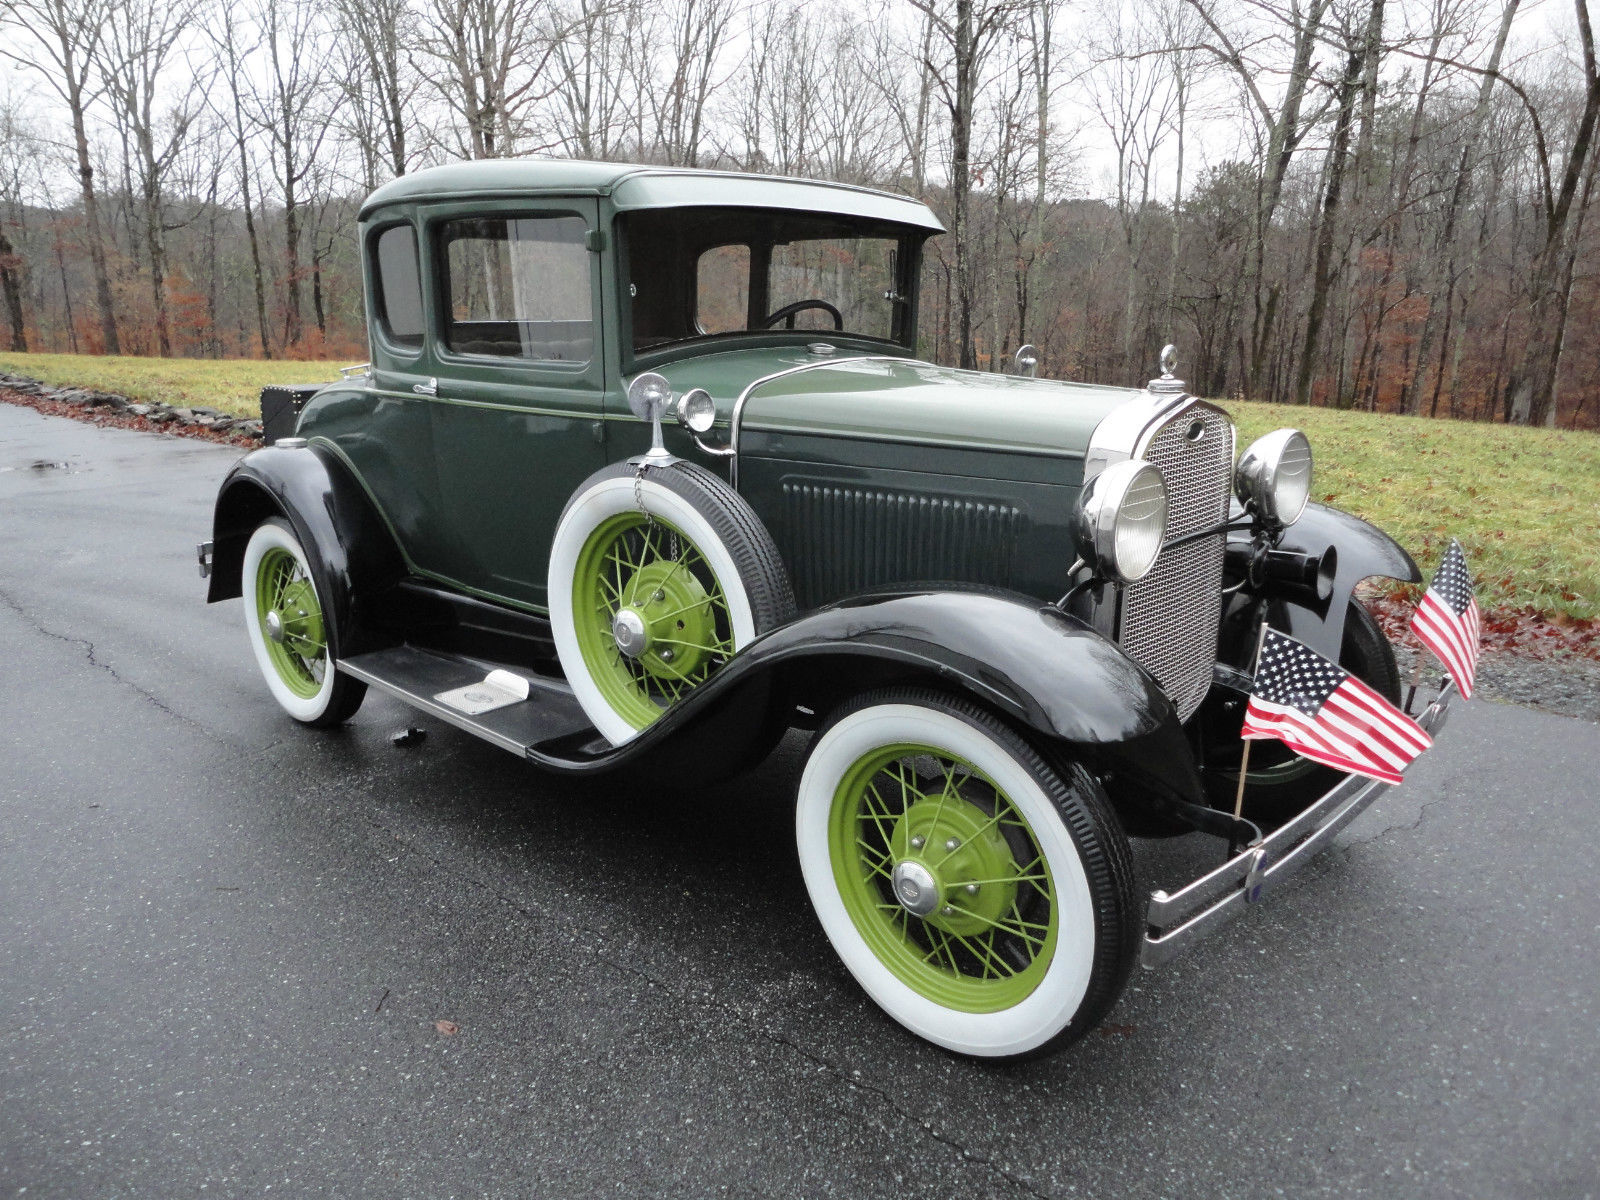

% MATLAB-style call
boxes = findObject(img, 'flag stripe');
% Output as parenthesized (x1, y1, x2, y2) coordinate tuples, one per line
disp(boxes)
(1241, 694, 1409, 783)
(1413, 605, 1474, 691)
(1408, 538, 1480, 699)
(1416, 595, 1474, 671)
(1240, 708, 1404, 784)
(1331, 678, 1434, 751)
(1241, 627, 1429, 787)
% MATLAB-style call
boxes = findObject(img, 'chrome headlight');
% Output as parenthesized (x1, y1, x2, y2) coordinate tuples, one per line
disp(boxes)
(1074, 460, 1168, 583)
(1235, 429, 1313, 526)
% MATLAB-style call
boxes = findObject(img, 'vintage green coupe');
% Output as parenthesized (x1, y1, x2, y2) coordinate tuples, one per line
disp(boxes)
(199, 160, 1452, 1059)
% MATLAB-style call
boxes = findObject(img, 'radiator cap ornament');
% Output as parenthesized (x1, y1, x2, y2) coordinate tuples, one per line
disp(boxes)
(1148, 344, 1186, 395)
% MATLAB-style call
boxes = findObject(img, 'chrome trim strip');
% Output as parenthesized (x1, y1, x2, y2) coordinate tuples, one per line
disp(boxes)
(1140, 682, 1455, 969)
(337, 658, 530, 756)
(729, 355, 902, 487)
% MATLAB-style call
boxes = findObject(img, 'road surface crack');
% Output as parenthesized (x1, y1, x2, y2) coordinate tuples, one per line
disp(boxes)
(365, 811, 1057, 1199)
(0, 584, 215, 738)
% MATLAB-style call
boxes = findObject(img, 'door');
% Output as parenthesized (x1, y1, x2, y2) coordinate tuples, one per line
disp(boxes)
(426, 200, 609, 612)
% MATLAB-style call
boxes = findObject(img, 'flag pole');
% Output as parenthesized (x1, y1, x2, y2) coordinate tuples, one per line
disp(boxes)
(1231, 619, 1270, 854)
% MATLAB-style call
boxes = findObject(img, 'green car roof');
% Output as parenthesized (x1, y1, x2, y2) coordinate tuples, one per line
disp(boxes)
(359, 158, 945, 231)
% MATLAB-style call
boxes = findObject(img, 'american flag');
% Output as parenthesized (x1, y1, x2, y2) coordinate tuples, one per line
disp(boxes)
(1409, 539, 1481, 699)
(1241, 628, 1433, 786)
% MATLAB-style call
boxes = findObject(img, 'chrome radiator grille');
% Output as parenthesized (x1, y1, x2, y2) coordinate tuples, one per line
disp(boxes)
(1117, 403, 1233, 720)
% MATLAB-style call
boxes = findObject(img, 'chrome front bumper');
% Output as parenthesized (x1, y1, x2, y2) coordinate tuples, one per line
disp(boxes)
(1141, 681, 1455, 968)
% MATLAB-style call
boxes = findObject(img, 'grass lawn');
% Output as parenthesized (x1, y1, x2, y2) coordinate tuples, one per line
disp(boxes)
(0, 351, 342, 419)
(2, 350, 1594, 620)
(1229, 400, 1599, 622)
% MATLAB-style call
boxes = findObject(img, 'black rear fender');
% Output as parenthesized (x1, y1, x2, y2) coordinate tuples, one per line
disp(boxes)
(205, 442, 404, 657)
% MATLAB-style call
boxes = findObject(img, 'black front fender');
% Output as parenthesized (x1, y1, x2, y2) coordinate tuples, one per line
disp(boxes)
(1226, 502, 1419, 663)
(533, 588, 1206, 814)
(205, 443, 404, 657)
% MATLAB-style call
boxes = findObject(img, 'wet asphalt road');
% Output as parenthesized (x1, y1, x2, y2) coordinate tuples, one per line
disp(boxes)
(2, 403, 1597, 1200)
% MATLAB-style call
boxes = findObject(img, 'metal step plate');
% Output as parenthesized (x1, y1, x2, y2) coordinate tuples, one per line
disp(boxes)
(338, 645, 594, 756)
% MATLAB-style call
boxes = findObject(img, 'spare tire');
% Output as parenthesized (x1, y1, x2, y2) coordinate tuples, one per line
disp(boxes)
(548, 460, 795, 745)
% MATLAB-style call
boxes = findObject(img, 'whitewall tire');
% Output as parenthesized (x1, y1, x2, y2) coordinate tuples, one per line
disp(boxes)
(241, 517, 364, 726)
(796, 690, 1138, 1059)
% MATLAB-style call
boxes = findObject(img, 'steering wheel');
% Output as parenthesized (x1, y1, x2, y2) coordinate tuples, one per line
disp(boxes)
(760, 299, 844, 331)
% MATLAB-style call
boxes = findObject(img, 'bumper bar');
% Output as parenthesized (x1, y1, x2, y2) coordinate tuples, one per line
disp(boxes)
(1140, 681, 1455, 968)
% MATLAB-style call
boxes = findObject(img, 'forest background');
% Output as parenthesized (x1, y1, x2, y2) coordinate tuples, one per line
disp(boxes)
(2, 0, 1599, 430)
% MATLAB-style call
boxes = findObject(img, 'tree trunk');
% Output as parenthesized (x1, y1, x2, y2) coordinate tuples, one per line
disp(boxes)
(951, 0, 976, 369)
(1508, 0, 1600, 425)
(1411, 0, 1521, 414)
(0, 224, 26, 350)
(62, 58, 120, 354)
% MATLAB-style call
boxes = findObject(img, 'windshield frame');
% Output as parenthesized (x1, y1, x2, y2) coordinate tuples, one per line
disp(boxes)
(615, 206, 931, 374)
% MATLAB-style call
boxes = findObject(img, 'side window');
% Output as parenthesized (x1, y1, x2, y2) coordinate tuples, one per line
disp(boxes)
(440, 214, 592, 362)
(374, 224, 423, 349)
(696, 244, 750, 334)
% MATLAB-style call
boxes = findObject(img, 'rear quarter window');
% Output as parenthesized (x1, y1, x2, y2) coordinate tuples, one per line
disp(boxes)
(373, 224, 424, 349)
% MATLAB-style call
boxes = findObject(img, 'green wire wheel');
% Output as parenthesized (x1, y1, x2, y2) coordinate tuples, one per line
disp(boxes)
(549, 460, 794, 745)
(797, 689, 1139, 1059)
(240, 517, 365, 726)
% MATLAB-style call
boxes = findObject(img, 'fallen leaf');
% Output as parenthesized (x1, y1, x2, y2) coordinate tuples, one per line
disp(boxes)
(434, 1020, 459, 1036)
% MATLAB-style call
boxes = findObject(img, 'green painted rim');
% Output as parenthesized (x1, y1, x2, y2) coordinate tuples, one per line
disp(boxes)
(828, 744, 1058, 1013)
(254, 545, 328, 699)
(571, 512, 734, 730)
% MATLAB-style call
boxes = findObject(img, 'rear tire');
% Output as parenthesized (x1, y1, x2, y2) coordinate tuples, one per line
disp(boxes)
(795, 688, 1138, 1060)
(241, 517, 365, 727)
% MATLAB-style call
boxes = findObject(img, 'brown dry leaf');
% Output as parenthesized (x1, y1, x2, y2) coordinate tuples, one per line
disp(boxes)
(434, 1019, 460, 1036)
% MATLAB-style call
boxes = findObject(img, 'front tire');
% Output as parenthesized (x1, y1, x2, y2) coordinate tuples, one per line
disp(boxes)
(796, 689, 1138, 1060)
(241, 517, 365, 726)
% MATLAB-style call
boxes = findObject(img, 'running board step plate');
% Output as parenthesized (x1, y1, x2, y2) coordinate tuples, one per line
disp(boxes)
(338, 645, 595, 757)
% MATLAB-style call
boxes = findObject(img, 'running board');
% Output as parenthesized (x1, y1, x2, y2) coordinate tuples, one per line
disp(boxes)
(338, 645, 598, 757)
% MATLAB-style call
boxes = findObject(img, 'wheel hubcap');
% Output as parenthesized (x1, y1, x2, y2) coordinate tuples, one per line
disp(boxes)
(891, 860, 941, 916)
(611, 608, 649, 657)
(254, 547, 327, 700)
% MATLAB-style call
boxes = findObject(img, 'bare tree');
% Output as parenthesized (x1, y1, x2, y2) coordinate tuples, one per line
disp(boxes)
(203, 2, 274, 356)
(0, 0, 122, 351)
(247, 0, 336, 347)
(97, 0, 204, 356)
(912, 0, 1026, 368)
(0, 96, 42, 350)
(1504, 0, 1600, 425)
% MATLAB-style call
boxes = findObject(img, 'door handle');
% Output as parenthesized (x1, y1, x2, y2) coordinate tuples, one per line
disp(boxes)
(413, 376, 438, 396)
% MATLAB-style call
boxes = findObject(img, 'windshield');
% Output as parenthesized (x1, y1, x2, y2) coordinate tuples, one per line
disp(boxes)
(621, 207, 921, 355)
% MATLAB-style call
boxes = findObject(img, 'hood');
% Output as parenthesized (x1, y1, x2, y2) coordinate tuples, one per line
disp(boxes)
(651, 349, 1143, 460)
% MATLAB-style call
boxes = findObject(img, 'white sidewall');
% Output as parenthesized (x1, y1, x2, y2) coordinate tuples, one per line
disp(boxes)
(796, 703, 1099, 1058)
(549, 473, 758, 746)
(241, 521, 338, 723)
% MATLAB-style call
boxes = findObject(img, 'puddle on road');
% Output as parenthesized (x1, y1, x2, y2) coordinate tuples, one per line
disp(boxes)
(0, 459, 90, 474)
